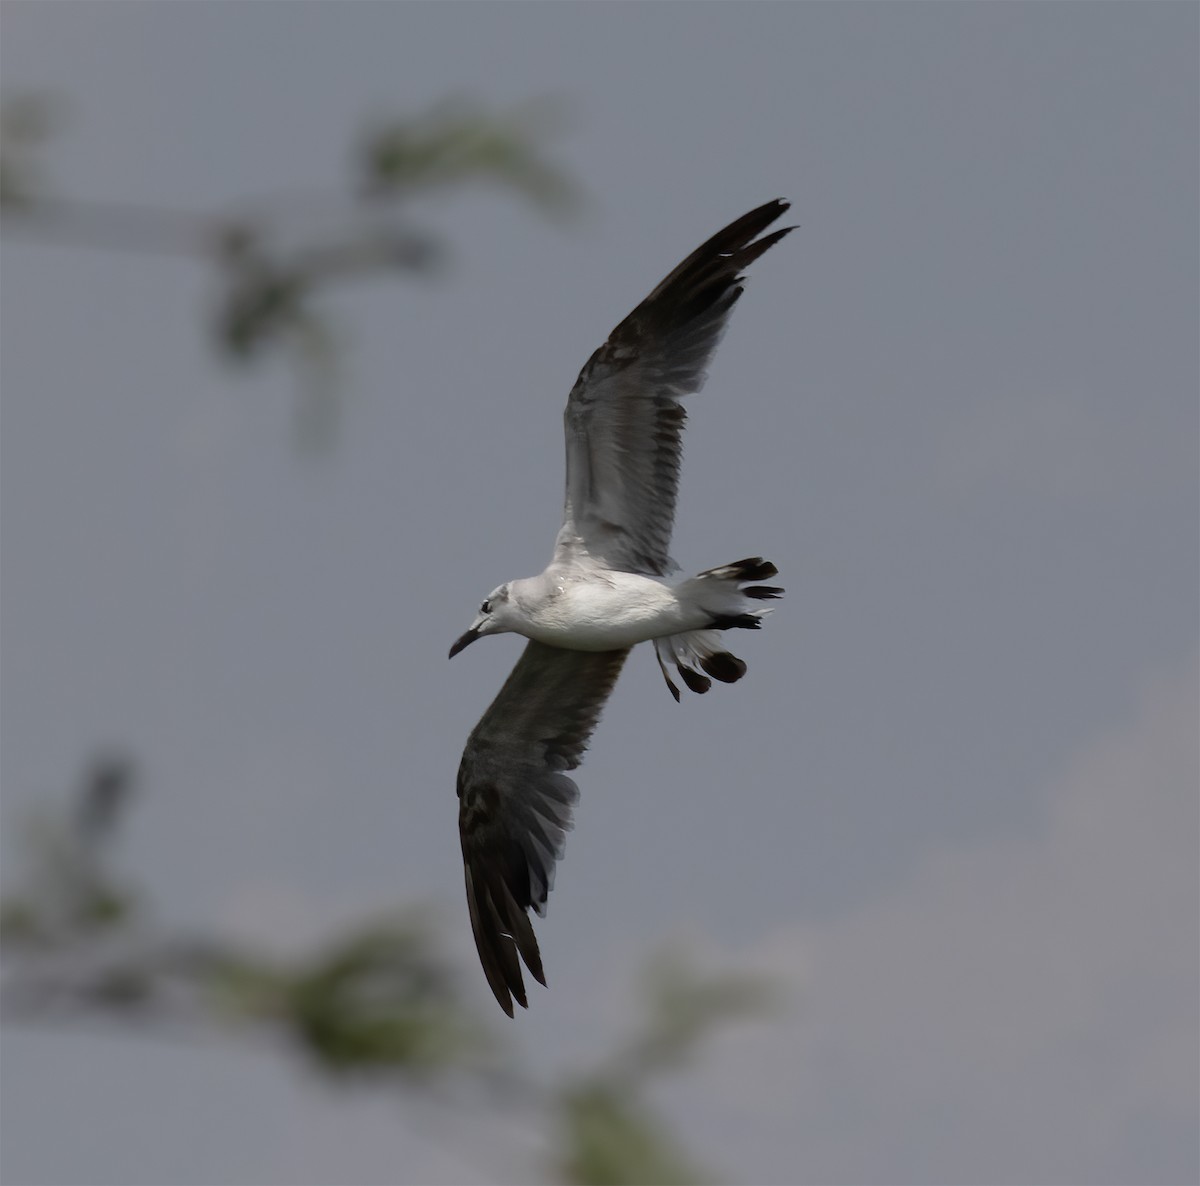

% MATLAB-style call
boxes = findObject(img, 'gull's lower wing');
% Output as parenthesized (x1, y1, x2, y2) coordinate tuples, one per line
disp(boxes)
(554, 199, 792, 576)
(457, 640, 629, 1015)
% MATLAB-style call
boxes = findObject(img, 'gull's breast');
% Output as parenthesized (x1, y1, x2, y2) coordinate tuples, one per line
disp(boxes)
(520, 572, 697, 651)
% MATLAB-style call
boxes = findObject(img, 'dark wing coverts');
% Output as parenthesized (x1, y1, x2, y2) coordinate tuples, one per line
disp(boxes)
(555, 199, 792, 575)
(457, 641, 629, 1015)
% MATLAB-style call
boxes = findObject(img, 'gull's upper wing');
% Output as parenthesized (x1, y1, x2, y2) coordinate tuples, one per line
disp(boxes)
(554, 199, 792, 575)
(457, 640, 629, 1015)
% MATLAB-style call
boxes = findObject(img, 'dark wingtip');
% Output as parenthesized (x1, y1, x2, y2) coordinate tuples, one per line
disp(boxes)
(700, 652, 748, 684)
(745, 197, 790, 224)
(734, 558, 778, 582)
(736, 226, 792, 270)
(745, 585, 785, 600)
(464, 866, 536, 1018)
(709, 612, 764, 631)
(764, 197, 797, 233)
(637, 201, 793, 317)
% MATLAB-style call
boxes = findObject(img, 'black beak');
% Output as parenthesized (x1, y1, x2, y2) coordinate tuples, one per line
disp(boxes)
(448, 628, 480, 659)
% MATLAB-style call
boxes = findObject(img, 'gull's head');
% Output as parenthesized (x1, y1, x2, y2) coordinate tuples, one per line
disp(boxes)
(449, 584, 511, 658)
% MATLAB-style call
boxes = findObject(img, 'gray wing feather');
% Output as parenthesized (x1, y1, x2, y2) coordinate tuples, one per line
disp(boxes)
(555, 199, 793, 575)
(457, 641, 629, 1015)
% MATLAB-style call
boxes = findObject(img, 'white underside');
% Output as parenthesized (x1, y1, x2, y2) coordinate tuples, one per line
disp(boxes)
(513, 571, 703, 651)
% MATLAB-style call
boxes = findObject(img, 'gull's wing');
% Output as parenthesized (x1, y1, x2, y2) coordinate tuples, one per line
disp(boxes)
(457, 640, 629, 1015)
(554, 199, 792, 575)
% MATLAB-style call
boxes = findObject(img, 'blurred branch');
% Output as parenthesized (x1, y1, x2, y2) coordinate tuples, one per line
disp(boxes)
(553, 951, 779, 1185)
(0, 93, 579, 449)
(0, 195, 216, 256)
(0, 92, 61, 209)
(0, 757, 489, 1083)
(557, 1081, 713, 1186)
(609, 949, 779, 1082)
(1, 759, 780, 1184)
(359, 97, 577, 213)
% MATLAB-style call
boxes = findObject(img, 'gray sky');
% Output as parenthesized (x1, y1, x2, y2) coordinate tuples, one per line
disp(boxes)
(2, 4, 1197, 1185)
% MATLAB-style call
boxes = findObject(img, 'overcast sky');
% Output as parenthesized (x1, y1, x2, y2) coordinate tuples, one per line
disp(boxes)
(2, 4, 1197, 1185)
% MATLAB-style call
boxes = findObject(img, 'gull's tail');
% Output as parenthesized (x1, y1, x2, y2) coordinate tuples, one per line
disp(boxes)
(653, 558, 783, 699)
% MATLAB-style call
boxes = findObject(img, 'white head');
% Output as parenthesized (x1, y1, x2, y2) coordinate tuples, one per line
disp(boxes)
(449, 583, 514, 658)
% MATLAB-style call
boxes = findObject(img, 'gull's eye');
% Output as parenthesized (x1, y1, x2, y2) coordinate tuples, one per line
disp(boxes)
(480, 600, 491, 615)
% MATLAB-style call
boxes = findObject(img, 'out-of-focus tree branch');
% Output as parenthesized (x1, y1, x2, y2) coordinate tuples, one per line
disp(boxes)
(0, 757, 490, 1082)
(0, 93, 578, 449)
(1, 759, 777, 1183)
(553, 951, 779, 1185)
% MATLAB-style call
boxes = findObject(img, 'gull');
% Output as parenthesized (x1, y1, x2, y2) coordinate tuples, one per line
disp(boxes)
(450, 199, 792, 1015)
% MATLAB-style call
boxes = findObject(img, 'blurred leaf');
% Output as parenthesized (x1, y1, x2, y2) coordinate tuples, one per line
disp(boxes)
(0, 93, 61, 142)
(215, 263, 308, 362)
(74, 886, 135, 932)
(360, 98, 577, 214)
(2, 93, 579, 453)
(0, 93, 62, 209)
(75, 754, 136, 845)
(615, 949, 778, 1079)
(294, 227, 442, 280)
(181, 943, 291, 1021)
(285, 919, 485, 1077)
(0, 899, 42, 946)
(8, 760, 143, 942)
(289, 309, 342, 453)
(2, 765, 786, 1186)
(88, 966, 153, 1010)
(551, 950, 778, 1185)
(557, 1083, 709, 1186)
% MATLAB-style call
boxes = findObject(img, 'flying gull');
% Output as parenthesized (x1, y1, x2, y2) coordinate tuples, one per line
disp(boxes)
(450, 199, 792, 1015)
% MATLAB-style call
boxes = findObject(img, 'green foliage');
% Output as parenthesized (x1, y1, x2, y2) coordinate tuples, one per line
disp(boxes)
(0, 93, 576, 451)
(361, 98, 577, 214)
(282, 922, 486, 1076)
(0, 756, 139, 949)
(0, 899, 42, 945)
(214, 251, 309, 363)
(613, 949, 779, 1079)
(558, 1082, 710, 1186)
(552, 950, 778, 1185)
(0, 759, 488, 1082)
(0, 93, 61, 209)
(1, 761, 781, 1183)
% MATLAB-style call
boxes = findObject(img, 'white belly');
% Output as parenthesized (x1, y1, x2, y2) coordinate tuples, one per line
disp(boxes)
(519, 572, 701, 651)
